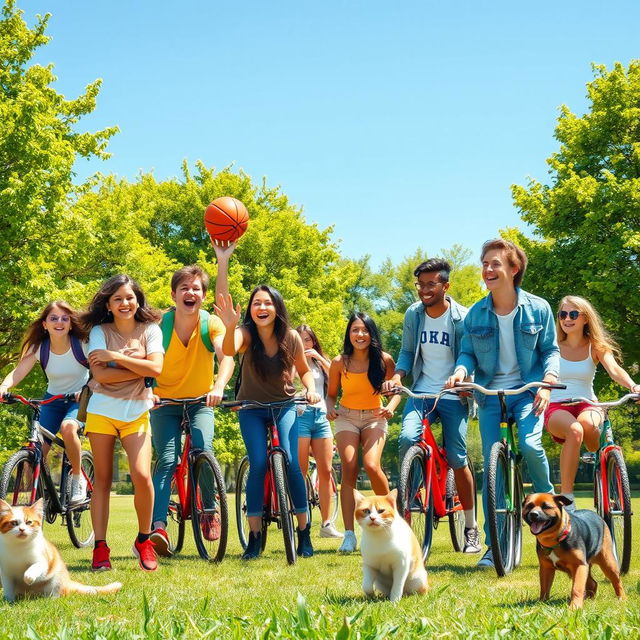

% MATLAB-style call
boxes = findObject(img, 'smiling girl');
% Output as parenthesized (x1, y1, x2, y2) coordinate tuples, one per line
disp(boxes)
(215, 286, 320, 560)
(326, 313, 397, 553)
(545, 296, 639, 501)
(0, 302, 89, 504)
(81, 275, 163, 572)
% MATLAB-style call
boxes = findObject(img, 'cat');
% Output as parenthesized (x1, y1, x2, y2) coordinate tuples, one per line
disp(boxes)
(0, 498, 122, 602)
(354, 488, 428, 602)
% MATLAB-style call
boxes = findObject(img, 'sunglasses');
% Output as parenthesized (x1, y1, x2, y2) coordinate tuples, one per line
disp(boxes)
(48, 315, 70, 323)
(558, 310, 581, 321)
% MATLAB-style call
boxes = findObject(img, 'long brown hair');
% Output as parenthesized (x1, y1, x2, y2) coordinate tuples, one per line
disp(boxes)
(556, 295, 622, 362)
(21, 301, 87, 357)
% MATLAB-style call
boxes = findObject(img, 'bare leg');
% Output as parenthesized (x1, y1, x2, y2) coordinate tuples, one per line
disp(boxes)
(59, 420, 82, 474)
(88, 433, 115, 540)
(579, 409, 604, 452)
(547, 410, 583, 495)
(121, 432, 154, 535)
(310, 437, 334, 523)
(453, 465, 475, 512)
(336, 431, 360, 531)
(361, 428, 389, 495)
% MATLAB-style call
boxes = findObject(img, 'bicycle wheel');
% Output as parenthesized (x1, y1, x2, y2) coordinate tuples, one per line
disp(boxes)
(398, 445, 433, 562)
(513, 465, 524, 569)
(66, 451, 95, 548)
(328, 466, 340, 524)
(447, 457, 477, 552)
(191, 451, 228, 562)
(486, 442, 515, 576)
(271, 451, 297, 565)
(0, 449, 38, 506)
(604, 448, 632, 574)
(305, 472, 315, 527)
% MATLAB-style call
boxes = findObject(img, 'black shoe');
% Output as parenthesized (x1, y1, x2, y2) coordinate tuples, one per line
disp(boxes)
(242, 531, 262, 560)
(296, 522, 314, 558)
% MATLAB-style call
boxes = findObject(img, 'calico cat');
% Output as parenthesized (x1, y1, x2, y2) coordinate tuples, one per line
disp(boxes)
(354, 489, 428, 602)
(0, 498, 122, 602)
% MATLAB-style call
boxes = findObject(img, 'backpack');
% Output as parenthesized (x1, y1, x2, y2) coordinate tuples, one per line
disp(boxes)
(39, 335, 89, 380)
(159, 309, 215, 353)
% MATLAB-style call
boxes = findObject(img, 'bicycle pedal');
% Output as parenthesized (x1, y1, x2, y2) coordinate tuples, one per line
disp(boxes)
(580, 453, 596, 464)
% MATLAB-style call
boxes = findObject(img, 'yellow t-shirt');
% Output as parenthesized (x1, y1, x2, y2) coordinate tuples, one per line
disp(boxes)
(155, 315, 225, 399)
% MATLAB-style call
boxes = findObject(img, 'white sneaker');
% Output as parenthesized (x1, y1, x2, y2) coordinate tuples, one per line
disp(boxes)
(69, 474, 87, 505)
(338, 530, 357, 553)
(319, 522, 344, 539)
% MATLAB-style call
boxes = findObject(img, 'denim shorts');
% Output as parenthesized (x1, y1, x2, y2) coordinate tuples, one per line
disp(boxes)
(39, 392, 82, 442)
(297, 406, 332, 439)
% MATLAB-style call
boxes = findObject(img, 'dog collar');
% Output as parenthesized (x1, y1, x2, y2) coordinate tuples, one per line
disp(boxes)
(540, 521, 571, 549)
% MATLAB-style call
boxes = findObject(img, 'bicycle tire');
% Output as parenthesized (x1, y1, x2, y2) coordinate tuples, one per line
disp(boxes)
(271, 450, 297, 565)
(604, 448, 632, 574)
(191, 451, 228, 563)
(447, 456, 477, 552)
(513, 465, 524, 569)
(398, 445, 433, 562)
(305, 472, 315, 527)
(328, 466, 340, 524)
(0, 449, 39, 506)
(66, 451, 95, 548)
(594, 465, 603, 517)
(487, 442, 515, 577)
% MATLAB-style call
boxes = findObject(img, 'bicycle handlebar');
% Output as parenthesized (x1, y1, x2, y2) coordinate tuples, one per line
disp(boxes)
(388, 385, 460, 400)
(0, 392, 77, 407)
(557, 393, 640, 409)
(154, 395, 209, 406)
(453, 381, 566, 396)
(220, 396, 308, 410)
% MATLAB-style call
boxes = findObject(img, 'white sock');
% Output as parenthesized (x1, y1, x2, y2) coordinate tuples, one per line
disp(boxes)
(322, 521, 331, 528)
(152, 520, 165, 531)
(464, 509, 476, 529)
(71, 473, 80, 485)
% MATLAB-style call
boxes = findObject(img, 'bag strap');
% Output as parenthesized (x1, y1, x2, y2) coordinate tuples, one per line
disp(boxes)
(70, 335, 89, 368)
(159, 309, 175, 353)
(39, 337, 50, 381)
(198, 309, 215, 353)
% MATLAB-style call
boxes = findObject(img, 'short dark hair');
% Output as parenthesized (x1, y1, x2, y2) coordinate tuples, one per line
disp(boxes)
(171, 265, 210, 294)
(480, 238, 528, 288)
(414, 258, 451, 283)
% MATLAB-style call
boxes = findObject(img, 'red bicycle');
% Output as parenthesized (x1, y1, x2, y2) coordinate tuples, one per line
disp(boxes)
(226, 397, 307, 565)
(154, 396, 228, 562)
(0, 393, 94, 548)
(394, 386, 476, 561)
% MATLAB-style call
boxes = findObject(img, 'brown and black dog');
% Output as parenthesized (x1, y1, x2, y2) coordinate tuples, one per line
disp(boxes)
(522, 493, 625, 609)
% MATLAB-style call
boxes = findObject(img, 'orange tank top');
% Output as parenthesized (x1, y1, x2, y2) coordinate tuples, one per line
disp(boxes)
(340, 370, 382, 410)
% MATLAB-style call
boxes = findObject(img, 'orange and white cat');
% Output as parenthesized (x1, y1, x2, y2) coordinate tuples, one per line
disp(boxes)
(354, 489, 428, 603)
(0, 498, 122, 602)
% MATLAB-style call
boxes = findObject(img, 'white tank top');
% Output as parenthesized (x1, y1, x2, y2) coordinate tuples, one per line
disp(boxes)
(550, 344, 597, 402)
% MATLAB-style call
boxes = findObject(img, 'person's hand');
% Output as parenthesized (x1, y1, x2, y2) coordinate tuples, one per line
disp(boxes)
(151, 394, 161, 408)
(305, 390, 321, 405)
(382, 375, 401, 395)
(207, 386, 225, 407)
(445, 370, 466, 389)
(214, 293, 242, 328)
(212, 240, 237, 262)
(533, 387, 551, 416)
(89, 350, 117, 366)
(630, 383, 640, 404)
(377, 406, 394, 420)
(304, 348, 320, 360)
(326, 404, 338, 421)
(0, 385, 8, 400)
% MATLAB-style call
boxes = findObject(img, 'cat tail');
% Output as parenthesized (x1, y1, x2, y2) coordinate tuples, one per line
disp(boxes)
(66, 580, 123, 595)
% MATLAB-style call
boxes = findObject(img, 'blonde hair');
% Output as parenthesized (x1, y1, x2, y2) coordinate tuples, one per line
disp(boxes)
(556, 295, 622, 362)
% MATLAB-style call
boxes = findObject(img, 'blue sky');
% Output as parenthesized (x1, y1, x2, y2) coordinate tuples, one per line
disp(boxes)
(26, 1, 639, 268)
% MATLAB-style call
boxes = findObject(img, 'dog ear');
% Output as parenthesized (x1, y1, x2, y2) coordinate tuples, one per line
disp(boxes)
(554, 494, 573, 508)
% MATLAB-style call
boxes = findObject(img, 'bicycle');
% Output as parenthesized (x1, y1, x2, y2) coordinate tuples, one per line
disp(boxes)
(226, 397, 307, 565)
(0, 393, 94, 548)
(454, 380, 565, 576)
(394, 386, 477, 561)
(153, 396, 228, 562)
(559, 392, 638, 575)
(305, 446, 340, 527)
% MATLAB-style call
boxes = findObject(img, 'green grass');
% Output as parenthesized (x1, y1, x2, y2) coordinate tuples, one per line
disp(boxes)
(1, 493, 639, 639)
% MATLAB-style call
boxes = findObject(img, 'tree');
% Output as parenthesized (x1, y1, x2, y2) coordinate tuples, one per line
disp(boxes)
(0, 0, 117, 368)
(512, 61, 640, 367)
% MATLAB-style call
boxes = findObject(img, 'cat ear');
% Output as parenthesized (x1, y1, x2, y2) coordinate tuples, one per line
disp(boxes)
(353, 489, 366, 504)
(0, 498, 11, 516)
(31, 498, 45, 519)
(387, 488, 398, 502)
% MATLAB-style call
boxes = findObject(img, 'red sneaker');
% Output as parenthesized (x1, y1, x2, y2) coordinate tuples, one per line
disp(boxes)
(150, 527, 172, 557)
(132, 538, 158, 572)
(201, 513, 221, 541)
(92, 542, 112, 571)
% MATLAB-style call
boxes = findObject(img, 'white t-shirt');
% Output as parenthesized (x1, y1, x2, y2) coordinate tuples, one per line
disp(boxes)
(87, 323, 163, 422)
(34, 343, 89, 395)
(414, 308, 456, 394)
(308, 359, 328, 411)
(488, 307, 523, 390)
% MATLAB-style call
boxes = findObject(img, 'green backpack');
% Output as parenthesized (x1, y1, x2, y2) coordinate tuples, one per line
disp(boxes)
(159, 308, 215, 353)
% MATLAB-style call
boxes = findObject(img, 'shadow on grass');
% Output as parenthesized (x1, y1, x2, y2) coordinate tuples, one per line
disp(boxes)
(323, 592, 381, 605)
(496, 597, 568, 607)
(425, 563, 480, 575)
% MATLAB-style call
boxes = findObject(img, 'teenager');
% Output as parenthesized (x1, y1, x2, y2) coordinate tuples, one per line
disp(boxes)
(0, 301, 89, 503)
(81, 275, 163, 572)
(382, 258, 479, 553)
(327, 313, 397, 554)
(446, 238, 559, 568)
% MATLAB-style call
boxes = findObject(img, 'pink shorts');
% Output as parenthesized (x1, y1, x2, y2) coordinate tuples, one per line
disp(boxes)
(544, 402, 603, 444)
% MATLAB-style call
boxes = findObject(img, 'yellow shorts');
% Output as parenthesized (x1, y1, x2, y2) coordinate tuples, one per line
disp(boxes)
(85, 412, 151, 440)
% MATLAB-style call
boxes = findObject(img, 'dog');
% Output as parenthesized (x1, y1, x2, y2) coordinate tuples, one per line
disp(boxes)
(522, 493, 625, 609)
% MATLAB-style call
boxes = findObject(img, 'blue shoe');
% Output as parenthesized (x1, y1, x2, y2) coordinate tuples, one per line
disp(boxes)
(296, 522, 314, 558)
(477, 547, 494, 568)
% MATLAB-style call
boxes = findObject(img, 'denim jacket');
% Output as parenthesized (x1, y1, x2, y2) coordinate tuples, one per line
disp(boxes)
(455, 288, 560, 407)
(396, 296, 468, 387)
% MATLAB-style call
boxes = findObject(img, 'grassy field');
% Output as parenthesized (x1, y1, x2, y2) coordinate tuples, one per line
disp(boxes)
(1, 492, 639, 639)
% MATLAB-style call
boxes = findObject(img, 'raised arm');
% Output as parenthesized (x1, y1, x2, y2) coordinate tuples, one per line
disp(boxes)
(0, 350, 37, 396)
(214, 292, 246, 356)
(213, 241, 236, 302)
(597, 349, 640, 393)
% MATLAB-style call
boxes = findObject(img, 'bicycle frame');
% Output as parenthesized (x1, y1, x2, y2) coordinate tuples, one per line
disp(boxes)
(262, 420, 290, 523)
(497, 392, 518, 513)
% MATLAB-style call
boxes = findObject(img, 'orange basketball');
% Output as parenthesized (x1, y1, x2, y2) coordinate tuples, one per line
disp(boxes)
(204, 196, 249, 244)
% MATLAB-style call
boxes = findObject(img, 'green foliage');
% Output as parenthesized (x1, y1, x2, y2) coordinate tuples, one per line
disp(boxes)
(0, 0, 117, 368)
(512, 60, 640, 366)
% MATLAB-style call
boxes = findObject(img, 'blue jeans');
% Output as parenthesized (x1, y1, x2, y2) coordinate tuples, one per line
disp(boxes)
(150, 403, 214, 526)
(477, 391, 553, 543)
(398, 397, 468, 470)
(39, 392, 82, 444)
(239, 406, 308, 517)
